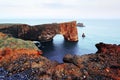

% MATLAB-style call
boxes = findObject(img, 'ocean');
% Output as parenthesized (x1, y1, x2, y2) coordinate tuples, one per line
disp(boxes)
(0, 19, 120, 62)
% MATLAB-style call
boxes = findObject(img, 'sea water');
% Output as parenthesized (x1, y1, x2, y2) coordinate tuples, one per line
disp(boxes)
(0, 19, 120, 62)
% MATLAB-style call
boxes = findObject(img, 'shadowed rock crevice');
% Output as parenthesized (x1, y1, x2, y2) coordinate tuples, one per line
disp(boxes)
(0, 21, 78, 42)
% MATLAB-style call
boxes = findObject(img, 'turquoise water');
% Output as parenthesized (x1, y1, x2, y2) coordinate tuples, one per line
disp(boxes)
(0, 19, 120, 62)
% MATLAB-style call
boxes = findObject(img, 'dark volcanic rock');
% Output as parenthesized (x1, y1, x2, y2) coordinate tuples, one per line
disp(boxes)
(63, 43, 120, 80)
(96, 42, 120, 54)
(77, 23, 85, 27)
(34, 23, 59, 42)
(0, 21, 78, 42)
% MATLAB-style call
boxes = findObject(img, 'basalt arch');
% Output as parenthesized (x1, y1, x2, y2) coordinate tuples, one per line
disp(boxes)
(0, 21, 78, 42)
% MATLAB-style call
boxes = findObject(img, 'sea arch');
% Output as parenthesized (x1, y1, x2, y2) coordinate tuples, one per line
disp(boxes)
(0, 21, 78, 42)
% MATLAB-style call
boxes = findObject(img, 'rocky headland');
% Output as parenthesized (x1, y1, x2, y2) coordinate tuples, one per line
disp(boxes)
(0, 21, 78, 42)
(0, 21, 120, 80)
(0, 32, 119, 80)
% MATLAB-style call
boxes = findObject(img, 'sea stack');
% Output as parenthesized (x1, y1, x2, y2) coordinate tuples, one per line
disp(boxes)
(77, 23, 85, 27)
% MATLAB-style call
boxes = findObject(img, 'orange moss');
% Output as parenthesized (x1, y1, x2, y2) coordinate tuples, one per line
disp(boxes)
(0, 32, 7, 38)
(0, 48, 42, 63)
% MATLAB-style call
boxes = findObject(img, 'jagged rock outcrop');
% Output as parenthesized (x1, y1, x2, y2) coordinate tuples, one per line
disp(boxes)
(63, 43, 120, 80)
(0, 34, 119, 80)
(96, 42, 120, 54)
(0, 21, 78, 42)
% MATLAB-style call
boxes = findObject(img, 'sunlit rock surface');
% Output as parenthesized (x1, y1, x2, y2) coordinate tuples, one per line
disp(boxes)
(0, 21, 78, 42)
(60, 21, 78, 41)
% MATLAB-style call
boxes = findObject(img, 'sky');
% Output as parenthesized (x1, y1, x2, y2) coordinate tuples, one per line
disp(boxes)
(0, 0, 120, 19)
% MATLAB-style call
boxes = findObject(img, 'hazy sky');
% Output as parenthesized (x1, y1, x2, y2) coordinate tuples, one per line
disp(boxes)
(0, 0, 120, 19)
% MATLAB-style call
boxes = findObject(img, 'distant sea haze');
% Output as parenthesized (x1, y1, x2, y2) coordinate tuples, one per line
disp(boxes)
(0, 19, 120, 62)
(0, 19, 75, 25)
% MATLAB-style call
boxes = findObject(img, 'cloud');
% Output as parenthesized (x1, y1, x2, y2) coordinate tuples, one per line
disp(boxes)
(0, 0, 120, 19)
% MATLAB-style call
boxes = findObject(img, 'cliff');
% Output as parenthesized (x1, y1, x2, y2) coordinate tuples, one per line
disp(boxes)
(0, 34, 119, 80)
(0, 21, 78, 42)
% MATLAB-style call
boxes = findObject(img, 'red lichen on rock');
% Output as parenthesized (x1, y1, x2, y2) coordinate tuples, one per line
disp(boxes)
(0, 48, 42, 64)
(0, 32, 7, 38)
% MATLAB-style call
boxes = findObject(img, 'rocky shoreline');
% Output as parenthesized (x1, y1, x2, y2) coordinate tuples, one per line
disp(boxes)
(0, 32, 119, 80)
(0, 21, 120, 80)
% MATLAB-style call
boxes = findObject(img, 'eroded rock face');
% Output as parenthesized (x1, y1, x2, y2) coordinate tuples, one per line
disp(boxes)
(60, 21, 78, 41)
(34, 23, 59, 42)
(0, 21, 78, 42)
